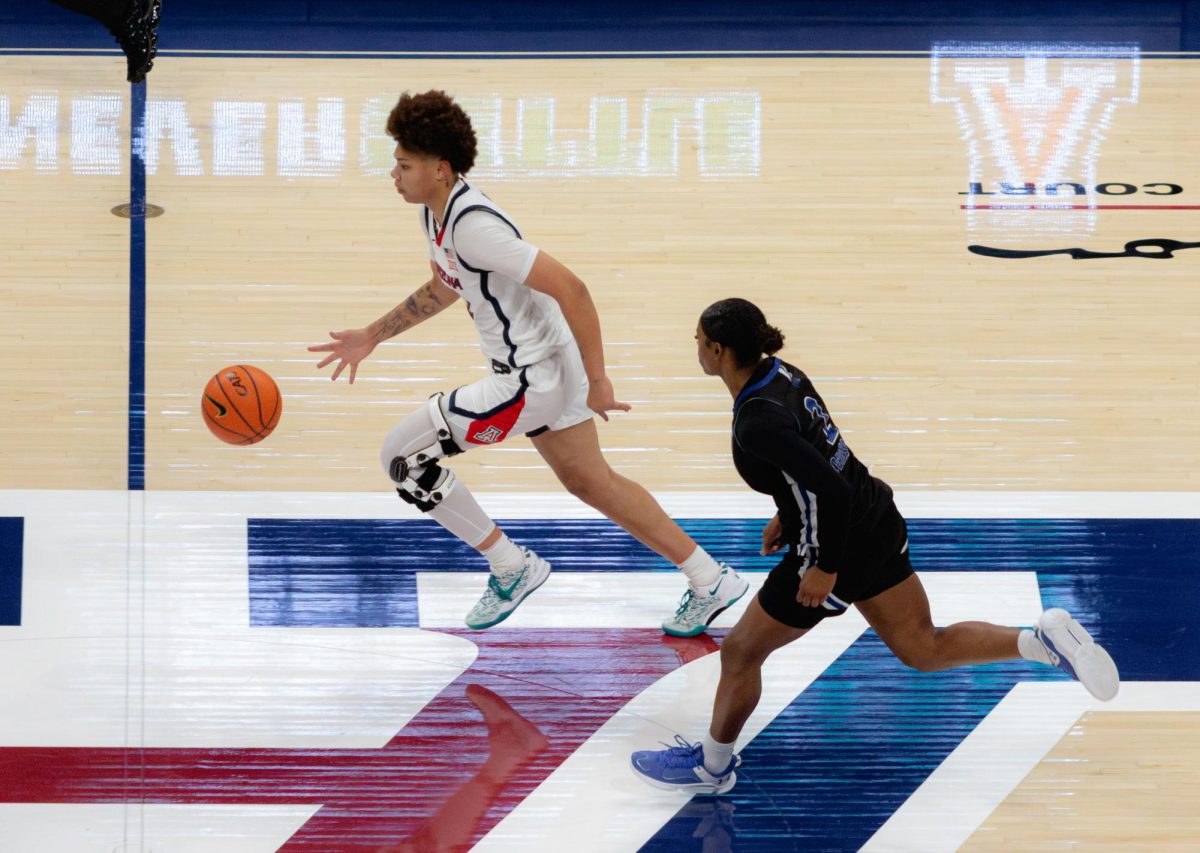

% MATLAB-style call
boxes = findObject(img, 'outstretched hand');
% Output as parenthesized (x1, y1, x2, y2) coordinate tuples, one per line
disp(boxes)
(587, 375, 633, 422)
(308, 328, 377, 384)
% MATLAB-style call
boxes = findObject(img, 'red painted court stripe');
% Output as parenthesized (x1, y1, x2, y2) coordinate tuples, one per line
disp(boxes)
(0, 629, 718, 850)
(961, 204, 1200, 210)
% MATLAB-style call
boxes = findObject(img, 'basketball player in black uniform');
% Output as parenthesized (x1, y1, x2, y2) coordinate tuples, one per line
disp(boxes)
(631, 298, 1120, 794)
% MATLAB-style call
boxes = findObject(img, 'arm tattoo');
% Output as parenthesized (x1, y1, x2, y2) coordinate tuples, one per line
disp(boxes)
(377, 306, 414, 339)
(420, 283, 442, 315)
(375, 282, 450, 341)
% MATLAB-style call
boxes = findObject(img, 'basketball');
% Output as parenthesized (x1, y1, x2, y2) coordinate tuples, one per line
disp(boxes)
(201, 364, 282, 445)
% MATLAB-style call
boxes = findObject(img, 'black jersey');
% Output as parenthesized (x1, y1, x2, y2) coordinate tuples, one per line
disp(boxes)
(732, 357, 901, 576)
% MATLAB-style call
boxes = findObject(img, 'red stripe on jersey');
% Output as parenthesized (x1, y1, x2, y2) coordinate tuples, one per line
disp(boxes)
(466, 395, 526, 445)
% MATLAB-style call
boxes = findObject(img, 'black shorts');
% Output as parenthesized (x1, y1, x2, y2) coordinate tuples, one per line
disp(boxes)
(756, 510, 914, 630)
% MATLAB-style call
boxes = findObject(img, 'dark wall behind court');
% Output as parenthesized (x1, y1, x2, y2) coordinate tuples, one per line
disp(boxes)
(4, 1, 1200, 53)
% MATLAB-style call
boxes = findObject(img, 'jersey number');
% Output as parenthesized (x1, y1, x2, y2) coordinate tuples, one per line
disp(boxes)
(804, 397, 841, 445)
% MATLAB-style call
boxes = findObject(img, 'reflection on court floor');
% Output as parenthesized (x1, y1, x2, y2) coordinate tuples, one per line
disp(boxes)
(1, 88, 762, 180)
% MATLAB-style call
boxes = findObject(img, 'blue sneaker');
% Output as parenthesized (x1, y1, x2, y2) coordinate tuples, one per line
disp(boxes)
(631, 735, 738, 794)
(1036, 608, 1120, 701)
(662, 564, 750, 637)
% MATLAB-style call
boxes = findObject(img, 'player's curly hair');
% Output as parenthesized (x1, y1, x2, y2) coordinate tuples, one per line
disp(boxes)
(386, 90, 477, 175)
(700, 298, 785, 367)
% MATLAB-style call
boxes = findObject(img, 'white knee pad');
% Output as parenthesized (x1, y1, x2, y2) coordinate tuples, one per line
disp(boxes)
(381, 394, 463, 512)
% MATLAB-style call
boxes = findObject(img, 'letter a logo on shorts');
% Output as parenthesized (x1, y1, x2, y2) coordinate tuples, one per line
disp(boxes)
(473, 425, 504, 444)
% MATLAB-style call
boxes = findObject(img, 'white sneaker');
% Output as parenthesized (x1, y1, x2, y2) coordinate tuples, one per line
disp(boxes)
(465, 547, 551, 630)
(1036, 608, 1120, 701)
(662, 564, 750, 637)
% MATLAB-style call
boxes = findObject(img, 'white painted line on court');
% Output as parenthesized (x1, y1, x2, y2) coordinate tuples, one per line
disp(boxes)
(473, 573, 1044, 852)
(863, 682, 1200, 852)
(5, 489, 1200, 521)
(0, 803, 320, 853)
(472, 614, 869, 853)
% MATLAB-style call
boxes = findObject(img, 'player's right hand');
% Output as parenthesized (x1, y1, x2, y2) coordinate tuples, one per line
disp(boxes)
(308, 328, 377, 384)
(761, 513, 784, 555)
(586, 375, 633, 422)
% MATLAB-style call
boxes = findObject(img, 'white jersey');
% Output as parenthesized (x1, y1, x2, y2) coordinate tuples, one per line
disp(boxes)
(423, 178, 573, 369)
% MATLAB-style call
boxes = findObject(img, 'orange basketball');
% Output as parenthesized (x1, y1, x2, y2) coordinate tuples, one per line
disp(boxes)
(201, 364, 282, 445)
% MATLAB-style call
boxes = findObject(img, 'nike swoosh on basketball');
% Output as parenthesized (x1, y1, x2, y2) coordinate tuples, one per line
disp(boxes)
(205, 394, 228, 417)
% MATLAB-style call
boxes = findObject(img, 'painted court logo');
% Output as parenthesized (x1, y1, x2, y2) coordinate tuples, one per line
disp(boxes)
(932, 41, 1140, 242)
(969, 238, 1200, 260)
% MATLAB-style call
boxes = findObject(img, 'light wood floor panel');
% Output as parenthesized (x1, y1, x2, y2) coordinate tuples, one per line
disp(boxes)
(6, 56, 1200, 491)
(964, 711, 1200, 851)
(1, 58, 131, 489)
(138, 57, 1200, 491)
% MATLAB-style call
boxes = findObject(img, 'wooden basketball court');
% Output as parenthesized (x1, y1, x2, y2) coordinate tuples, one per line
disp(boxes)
(1, 21, 1197, 852)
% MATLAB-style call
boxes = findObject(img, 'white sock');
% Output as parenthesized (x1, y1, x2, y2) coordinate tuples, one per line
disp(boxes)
(477, 530, 525, 578)
(481, 531, 525, 574)
(676, 546, 722, 590)
(702, 732, 736, 775)
(1018, 628, 1052, 664)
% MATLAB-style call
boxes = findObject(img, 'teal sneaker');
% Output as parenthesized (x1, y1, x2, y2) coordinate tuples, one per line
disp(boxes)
(465, 547, 551, 630)
(662, 564, 750, 637)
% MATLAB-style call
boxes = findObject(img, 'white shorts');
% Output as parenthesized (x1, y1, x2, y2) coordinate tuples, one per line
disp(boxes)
(443, 341, 593, 448)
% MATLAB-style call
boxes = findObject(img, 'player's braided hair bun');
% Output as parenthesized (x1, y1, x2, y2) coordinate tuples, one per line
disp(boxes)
(700, 298, 785, 367)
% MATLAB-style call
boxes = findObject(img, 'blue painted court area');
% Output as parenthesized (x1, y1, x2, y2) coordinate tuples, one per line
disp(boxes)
(248, 517, 779, 627)
(248, 516, 1198, 850)
(252, 516, 1198, 847)
(644, 643, 1064, 853)
(0, 517, 23, 626)
(250, 516, 1199, 683)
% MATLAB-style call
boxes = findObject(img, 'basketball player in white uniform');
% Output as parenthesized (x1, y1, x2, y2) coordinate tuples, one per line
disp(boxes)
(309, 90, 748, 632)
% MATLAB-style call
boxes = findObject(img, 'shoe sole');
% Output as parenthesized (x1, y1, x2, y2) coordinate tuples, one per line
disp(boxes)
(630, 764, 737, 795)
(1038, 608, 1120, 701)
(661, 576, 752, 638)
(465, 558, 552, 630)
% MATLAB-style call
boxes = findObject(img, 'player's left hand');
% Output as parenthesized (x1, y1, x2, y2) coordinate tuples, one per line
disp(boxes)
(797, 566, 836, 607)
(587, 375, 632, 422)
